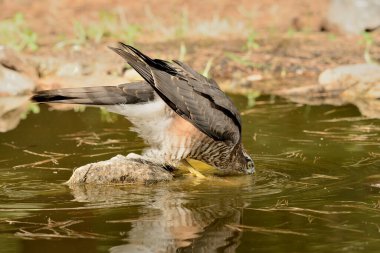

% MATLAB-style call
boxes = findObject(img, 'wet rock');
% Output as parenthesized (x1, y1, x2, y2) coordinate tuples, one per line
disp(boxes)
(278, 64, 380, 118)
(0, 65, 35, 96)
(327, 0, 380, 34)
(66, 155, 173, 185)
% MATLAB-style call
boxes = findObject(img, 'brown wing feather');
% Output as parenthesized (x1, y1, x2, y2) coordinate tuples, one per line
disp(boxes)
(110, 42, 241, 145)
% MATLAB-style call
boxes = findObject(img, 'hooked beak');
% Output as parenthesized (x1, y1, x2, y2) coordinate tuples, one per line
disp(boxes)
(246, 160, 255, 174)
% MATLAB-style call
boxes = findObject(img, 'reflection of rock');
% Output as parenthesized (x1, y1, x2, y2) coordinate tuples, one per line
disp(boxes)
(0, 96, 29, 132)
(352, 99, 380, 119)
(365, 174, 380, 193)
(109, 189, 242, 253)
(0, 65, 35, 96)
(327, 0, 380, 34)
(66, 155, 173, 185)
(69, 175, 248, 252)
(278, 64, 380, 118)
(68, 184, 144, 203)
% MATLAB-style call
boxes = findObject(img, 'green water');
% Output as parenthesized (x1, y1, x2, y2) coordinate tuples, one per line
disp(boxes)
(0, 95, 379, 253)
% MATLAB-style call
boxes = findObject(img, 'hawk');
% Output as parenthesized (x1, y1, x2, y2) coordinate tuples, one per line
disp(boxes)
(32, 43, 255, 175)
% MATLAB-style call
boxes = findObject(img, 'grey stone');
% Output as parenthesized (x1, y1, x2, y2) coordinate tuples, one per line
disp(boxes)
(0, 45, 37, 78)
(0, 65, 35, 96)
(66, 155, 173, 185)
(56, 62, 86, 77)
(278, 64, 380, 118)
(318, 64, 380, 99)
(328, 0, 380, 34)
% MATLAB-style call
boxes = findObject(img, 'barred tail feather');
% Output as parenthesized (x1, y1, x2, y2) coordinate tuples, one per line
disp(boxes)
(32, 82, 154, 105)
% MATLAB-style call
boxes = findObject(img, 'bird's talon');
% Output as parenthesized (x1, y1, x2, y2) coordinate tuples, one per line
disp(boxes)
(187, 166, 206, 178)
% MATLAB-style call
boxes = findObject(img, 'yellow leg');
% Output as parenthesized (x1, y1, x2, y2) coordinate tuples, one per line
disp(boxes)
(182, 159, 206, 178)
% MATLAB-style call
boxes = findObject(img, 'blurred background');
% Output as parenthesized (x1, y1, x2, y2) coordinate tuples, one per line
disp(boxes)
(1, 0, 379, 131)
(1, 0, 379, 114)
(0, 2, 380, 253)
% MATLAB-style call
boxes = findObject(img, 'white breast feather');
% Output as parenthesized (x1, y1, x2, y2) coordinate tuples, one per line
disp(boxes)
(104, 96, 173, 148)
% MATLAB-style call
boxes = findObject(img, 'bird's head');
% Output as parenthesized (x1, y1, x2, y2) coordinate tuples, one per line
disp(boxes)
(242, 149, 255, 174)
(219, 146, 255, 175)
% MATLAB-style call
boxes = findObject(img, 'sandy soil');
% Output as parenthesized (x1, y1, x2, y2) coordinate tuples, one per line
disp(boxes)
(1, 0, 379, 93)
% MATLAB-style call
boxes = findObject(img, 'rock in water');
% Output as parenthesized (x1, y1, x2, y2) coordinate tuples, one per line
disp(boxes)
(66, 155, 173, 185)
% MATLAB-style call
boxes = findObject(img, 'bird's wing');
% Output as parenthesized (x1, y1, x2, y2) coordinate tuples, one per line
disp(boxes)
(32, 81, 155, 105)
(109, 43, 241, 145)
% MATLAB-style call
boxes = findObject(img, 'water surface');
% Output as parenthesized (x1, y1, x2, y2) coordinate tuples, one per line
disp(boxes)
(0, 95, 379, 253)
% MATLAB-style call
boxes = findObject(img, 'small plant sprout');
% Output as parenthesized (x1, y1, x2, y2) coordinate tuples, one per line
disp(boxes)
(100, 107, 118, 123)
(0, 13, 39, 51)
(175, 9, 189, 38)
(244, 31, 260, 51)
(360, 32, 378, 64)
(62, 10, 141, 48)
(225, 52, 255, 67)
(202, 58, 214, 78)
(246, 91, 261, 108)
(178, 42, 187, 62)
(21, 103, 40, 120)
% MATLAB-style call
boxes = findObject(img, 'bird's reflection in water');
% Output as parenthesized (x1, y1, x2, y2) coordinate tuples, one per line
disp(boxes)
(115, 190, 242, 253)
(69, 177, 251, 253)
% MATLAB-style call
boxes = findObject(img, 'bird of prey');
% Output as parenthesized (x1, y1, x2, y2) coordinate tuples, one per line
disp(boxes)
(32, 42, 255, 175)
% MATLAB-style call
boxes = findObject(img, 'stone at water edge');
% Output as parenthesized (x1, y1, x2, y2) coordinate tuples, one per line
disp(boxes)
(318, 63, 380, 100)
(0, 65, 35, 96)
(278, 63, 380, 98)
(276, 64, 380, 118)
(66, 155, 173, 185)
(0, 45, 37, 79)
